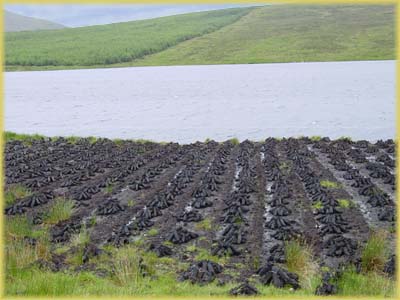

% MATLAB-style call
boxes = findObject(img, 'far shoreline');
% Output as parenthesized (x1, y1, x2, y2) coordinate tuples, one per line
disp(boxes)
(4, 58, 395, 73)
(4, 131, 396, 146)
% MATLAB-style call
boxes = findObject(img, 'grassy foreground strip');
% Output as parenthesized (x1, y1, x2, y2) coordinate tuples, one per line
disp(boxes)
(5, 216, 394, 296)
(5, 7, 252, 69)
(5, 5, 394, 71)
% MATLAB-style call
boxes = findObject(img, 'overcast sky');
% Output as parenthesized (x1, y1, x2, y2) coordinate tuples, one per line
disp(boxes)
(5, 4, 253, 27)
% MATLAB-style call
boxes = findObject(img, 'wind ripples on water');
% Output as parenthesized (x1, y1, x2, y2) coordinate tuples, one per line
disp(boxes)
(5, 60, 395, 143)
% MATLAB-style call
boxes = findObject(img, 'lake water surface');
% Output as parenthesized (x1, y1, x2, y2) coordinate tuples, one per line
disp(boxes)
(5, 61, 395, 143)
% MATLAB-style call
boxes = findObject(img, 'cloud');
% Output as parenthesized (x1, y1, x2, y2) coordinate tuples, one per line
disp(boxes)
(4, 4, 253, 27)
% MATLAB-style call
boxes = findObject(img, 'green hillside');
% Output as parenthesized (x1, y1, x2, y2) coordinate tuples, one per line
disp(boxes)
(132, 5, 395, 66)
(5, 5, 395, 71)
(5, 7, 253, 69)
(4, 10, 65, 32)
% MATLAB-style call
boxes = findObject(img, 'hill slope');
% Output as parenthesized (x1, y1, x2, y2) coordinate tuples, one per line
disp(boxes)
(4, 10, 65, 32)
(132, 5, 395, 66)
(5, 7, 253, 68)
(5, 5, 394, 71)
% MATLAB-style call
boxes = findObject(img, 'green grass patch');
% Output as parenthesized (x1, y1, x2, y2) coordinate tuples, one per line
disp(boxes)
(229, 138, 240, 145)
(186, 244, 197, 253)
(279, 162, 290, 171)
(337, 265, 394, 297)
(111, 245, 157, 286)
(105, 184, 114, 194)
(113, 138, 124, 146)
(310, 136, 322, 141)
(53, 244, 70, 256)
(65, 136, 80, 144)
(320, 266, 331, 273)
(361, 230, 389, 273)
(338, 136, 353, 142)
(194, 248, 228, 265)
(4, 131, 45, 142)
(87, 136, 98, 144)
(88, 216, 97, 227)
(337, 199, 354, 209)
(70, 226, 90, 248)
(66, 226, 91, 266)
(4, 131, 167, 147)
(5, 217, 230, 296)
(311, 201, 323, 210)
(6, 237, 51, 278)
(146, 228, 159, 237)
(5, 216, 47, 240)
(127, 199, 135, 207)
(134, 138, 156, 144)
(195, 218, 212, 231)
(162, 240, 174, 247)
(5, 216, 51, 278)
(43, 197, 75, 224)
(320, 180, 341, 189)
(5, 266, 237, 296)
(6, 216, 35, 237)
(233, 216, 245, 225)
(250, 255, 261, 270)
(4, 184, 31, 206)
(255, 278, 321, 296)
(5, 218, 395, 296)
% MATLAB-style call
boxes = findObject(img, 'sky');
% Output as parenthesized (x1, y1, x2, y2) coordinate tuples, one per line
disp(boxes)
(5, 4, 253, 27)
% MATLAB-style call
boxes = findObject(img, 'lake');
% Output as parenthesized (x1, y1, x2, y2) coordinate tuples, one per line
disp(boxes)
(5, 60, 395, 143)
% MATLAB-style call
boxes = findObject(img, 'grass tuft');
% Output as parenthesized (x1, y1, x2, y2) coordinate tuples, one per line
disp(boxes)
(195, 218, 212, 231)
(5, 184, 32, 206)
(311, 201, 323, 210)
(43, 197, 75, 224)
(6, 216, 36, 237)
(186, 244, 197, 253)
(337, 199, 353, 209)
(67, 226, 91, 266)
(279, 162, 290, 172)
(88, 216, 97, 227)
(338, 136, 353, 142)
(361, 230, 389, 273)
(310, 136, 322, 141)
(195, 248, 228, 265)
(285, 239, 319, 290)
(67, 136, 79, 144)
(320, 180, 340, 189)
(87, 136, 98, 144)
(147, 228, 159, 237)
(105, 184, 114, 194)
(111, 246, 157, 286)
(229, 138, 240, 145)
(70, 226, 90, 248)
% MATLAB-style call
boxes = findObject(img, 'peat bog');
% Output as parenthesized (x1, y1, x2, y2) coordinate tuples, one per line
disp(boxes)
(4, 136, 396, 296)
